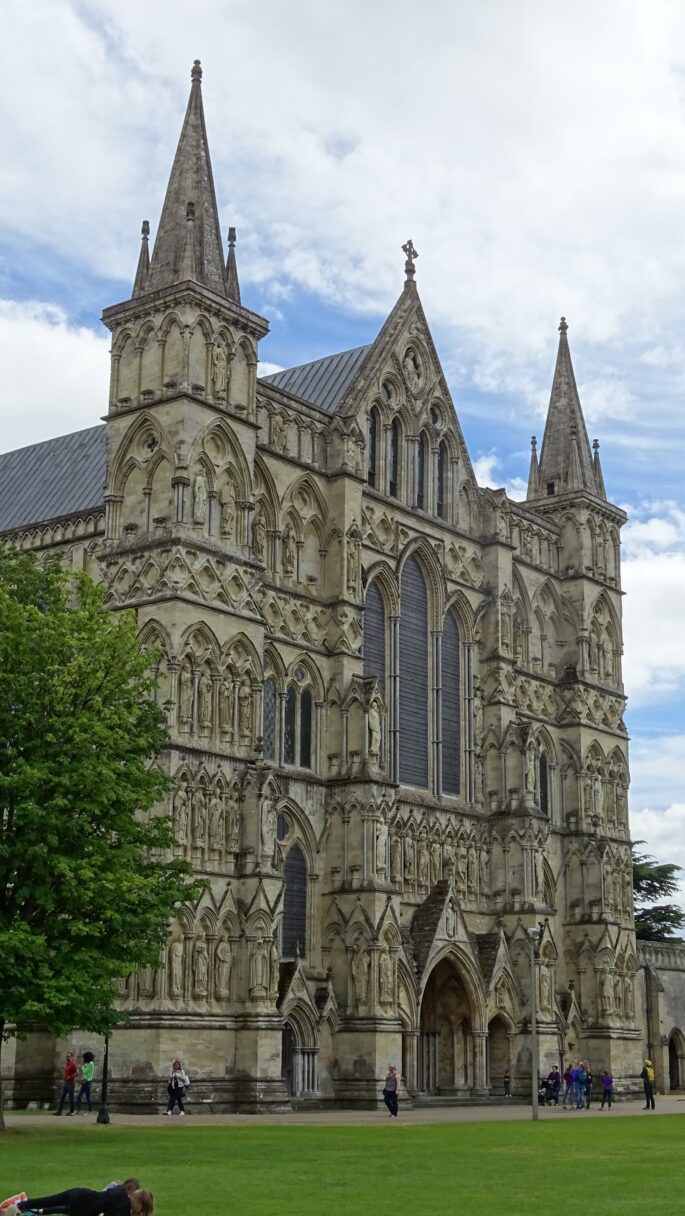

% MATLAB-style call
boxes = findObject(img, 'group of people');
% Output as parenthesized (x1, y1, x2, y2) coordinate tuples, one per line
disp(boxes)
(55, 1053, 96, 1116)
(519, 1056, 657, 1111)
(3, 1179, 154, 1216)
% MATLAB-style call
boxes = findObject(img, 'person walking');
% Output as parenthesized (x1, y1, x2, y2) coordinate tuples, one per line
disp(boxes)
(165, 1060, 190, 1115)
(503, 1069, 512, 1097)
(382, 1064, 400, 1118)
(584, 1064, 593, 1109)
(562, 1062, 574, 1108)
(547, 1065, 561, 1105)
(641, 1059, 656, 1110)
(600, 1070, 613, 1109)
(75, 1052, 95, 1114)
(54, 1053, 78, 1116)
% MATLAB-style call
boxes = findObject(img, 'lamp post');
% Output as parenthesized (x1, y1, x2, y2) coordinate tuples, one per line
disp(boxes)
(527, 921, 546, 1122)
(96, 1033, 110, 1125)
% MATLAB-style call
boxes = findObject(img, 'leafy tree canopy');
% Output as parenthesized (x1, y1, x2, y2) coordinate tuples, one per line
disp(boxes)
(632, 843, 685, 943)
(0, 547, 203, 1124)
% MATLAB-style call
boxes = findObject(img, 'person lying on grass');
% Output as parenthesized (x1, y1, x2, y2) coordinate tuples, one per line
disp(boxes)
(8, 1185, 153, 1216)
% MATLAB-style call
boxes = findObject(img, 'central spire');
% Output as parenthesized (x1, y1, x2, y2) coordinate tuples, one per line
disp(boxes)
(145, 60, 227, 297)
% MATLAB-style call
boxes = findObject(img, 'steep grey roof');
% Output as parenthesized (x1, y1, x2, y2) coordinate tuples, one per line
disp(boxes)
(0, 425, 106, 533)
(261, 345, 370, 412)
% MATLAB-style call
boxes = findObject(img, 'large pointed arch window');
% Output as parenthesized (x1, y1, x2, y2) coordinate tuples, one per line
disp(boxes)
(399, 556, 428, 787)
(539, 754, 549, 816)
(284, 678, 314, 770)
(390, 419, 400, 498)
(368, 407, 379, 488)
(417, 433, 427, 510)
(441, 611, 461, 795)
(437, 441, 447, 519)
(282, 843, 308, 959)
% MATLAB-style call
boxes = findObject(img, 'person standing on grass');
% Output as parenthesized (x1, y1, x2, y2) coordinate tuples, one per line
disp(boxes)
(562, 1062, 574, 1107)
(166, 1059, 190, 1115)
(382, 1064, 400, 1118)
(600, 1070, 613, 1109)
(54, 1052, 78, 1116)
(503, 1069, 511, 1097)
(75, 1051, 95, 1114)
(641, 1059, 656, 1110)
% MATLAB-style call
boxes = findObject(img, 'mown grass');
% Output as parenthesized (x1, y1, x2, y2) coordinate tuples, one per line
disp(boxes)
(1, 1115, 683, 1216)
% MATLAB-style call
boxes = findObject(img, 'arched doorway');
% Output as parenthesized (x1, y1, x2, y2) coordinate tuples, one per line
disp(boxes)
(281, 1022, 297, 1096)
(487, 1015, 510, 1092)
(669, 1030, 685, 1090)
(419, 956, 476, 1094)
(280, 1011, 319, 1099)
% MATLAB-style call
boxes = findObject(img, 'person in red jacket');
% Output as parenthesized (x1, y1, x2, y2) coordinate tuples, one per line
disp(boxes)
(54, 1052, 78, 1116)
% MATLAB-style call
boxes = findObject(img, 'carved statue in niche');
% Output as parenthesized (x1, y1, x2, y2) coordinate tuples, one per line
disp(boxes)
(193, 471, 208, 525)
(443, 841, 455, 878)
(368, 699, 382, 760)
(467, 845, 478, 895)
(500, 601, 512, 651)
(524, 739, 537, 793)
(534, 850, 544, 898)
(390, 835, 402, 885)
(512, 610, 523, 662)
(215, 939, 233, 999)
(169, 940, 184, 998)
(252, 510, 266, 559)
(404, 839, 415, 883)
(479, 847, 490, 896)
(379, 950, 393, 1004)
(418, 839, 430, 888)
(192, 786, 207, 848)
(583, 776, 593, 819)
(179, 663, 193, 728)
(219, 678, 233, 735)
(198, 671, 213, 731)
(612, 869, 621, 913)
(624, 974, 635, 1020)
(346, 537, 359, 597)
(430, 841, 441, 887)
(403, 347, 421, 392)
(269, 937, 280, 1001)
(344, 435, 356, 469)
(238, 678, 253, 741)
(209, 791, 225, 854)
(282, 524, 296, 575)
(592, 773, 604, 821)
(603, 637, 614, 680)
(261, 798, 278, 868)
(351, 940, 371, 1004)
(138, 964, 155, 998)
(250, 938, 269, 998)
(496, 977, 507, 1008)
(226, 792, 241, 853)
(193, 937, 209, 996)
(445, 901, 457, 939)
(219, 480, 236, 539)
(599, 970, 614, 1016)
(456, 847, 467, 897)
(271, 414, 287, 454)
(604, 862, 614, 910)
(174, 783, 190, 848)
(212, 342, 228, 399)
(613, 973, 624, 1016)
(376, 820, 387, 875)
(538, 964, 551, 1013)
(622, 871, 632, 914)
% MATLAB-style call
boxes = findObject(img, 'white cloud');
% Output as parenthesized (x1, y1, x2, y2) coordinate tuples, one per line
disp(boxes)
(0, 300, 109, 452)
(473, 452, 527, 500)
(630, 734, 685, 809)
(619, 500, 685, 705)
(630, 803, 685, 912)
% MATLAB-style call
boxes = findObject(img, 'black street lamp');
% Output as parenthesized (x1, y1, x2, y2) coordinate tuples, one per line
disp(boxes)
(96, 1033, 111, 1125)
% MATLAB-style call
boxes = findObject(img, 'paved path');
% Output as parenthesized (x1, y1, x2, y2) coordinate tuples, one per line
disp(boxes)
(6, 1096, 685, 1127)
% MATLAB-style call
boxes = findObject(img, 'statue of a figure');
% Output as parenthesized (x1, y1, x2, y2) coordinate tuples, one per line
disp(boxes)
(368, 699, 382, 760)
(219, 678, 233, 734)
(622, 871, 632, 915)
(624, 974, 635, 1020)
(174, 784, 189, 846)
(376, 821, 387, 875)
(226, 794, 241, 852)
(138, 964, 155, 998)
(169, 940, 184, 998)
(538, 964, 551, 1012)
(445, 901, 457, 939)
(179, 664, 193, 726)
(403, 347, 421, 391)
(346, 538, 358, 596)
(599, 970, 614, 1016)
(592, 774, 604, 821)
(212, 343, 228, 399)
(269, 938, 280, 1001)
(534, 850, 543, 897)
(603, 637, 614, 680)
(193, 471, 208, 525)
(271, 414, 287, 453)
(252, 511, 266, 559)
(456, 848, 467, 896)
(404, 841, 415, 882)
(479, 848, 490, 896)
(261, 798, 278, 867)
(525, 740, 537, 793)
(379, 950, 393, 1004)
(193, 938, 209, 996)
(238, 678, 253, 740)
(501, 602, 512, 650)
(390, 835, 402, 885)
(219, 481, 236, 538)
(209, 792, 225, 853)
(282, 524, 296, 575)
(351, 940, 371, 1004)
(513, 611, 524, 662)
(418, 840, 430, 888)
(430, 841, 441, 887)
(192, 787, 207, 846)
(613, 973, 624, 1016)
(613, 869, 622, 913)
(215, 940, 233, 999)
(198, 671, 212, 730)
(250, 938, 268, 997)
(604, 863, 614, 910)
(467, 845, 478, 894)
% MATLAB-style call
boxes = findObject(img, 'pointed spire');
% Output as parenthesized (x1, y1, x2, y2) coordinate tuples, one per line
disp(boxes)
(132, 220, 150, 297)
(178, 202, 198, 281)
(526, 435, 541, 499)
(592, 438, 607, 499)
(537, 317, 597, 497)
(146, 60, 226, 296)
(225, 226, 241, 304)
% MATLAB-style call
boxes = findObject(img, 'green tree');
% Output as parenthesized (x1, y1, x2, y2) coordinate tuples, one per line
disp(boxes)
(0, 547, 203, 1128)
(632, 843, 685, 942)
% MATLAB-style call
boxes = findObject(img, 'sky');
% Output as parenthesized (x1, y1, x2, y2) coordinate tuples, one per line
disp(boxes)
(1, 0, 685, 900)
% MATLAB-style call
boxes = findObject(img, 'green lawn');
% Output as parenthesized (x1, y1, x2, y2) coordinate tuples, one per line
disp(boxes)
(1, 1116, 683, 1216)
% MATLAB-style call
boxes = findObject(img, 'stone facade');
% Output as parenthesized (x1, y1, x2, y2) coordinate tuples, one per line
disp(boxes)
(3, 62, 682, 1111)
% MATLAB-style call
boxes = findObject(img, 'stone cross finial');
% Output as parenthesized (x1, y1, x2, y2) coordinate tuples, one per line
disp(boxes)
(141, 219, 150, 239)
(531, 435, 537, 451)
(559, 316, 568, 334)
(402, 239, 418, 281)
(191, 59, 203, 81)
(228, 226, 237, 247)
(593, 438, 600, 453)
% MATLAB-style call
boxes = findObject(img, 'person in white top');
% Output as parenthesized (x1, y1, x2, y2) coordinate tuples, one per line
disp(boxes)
(165, 1060, 190, 1115)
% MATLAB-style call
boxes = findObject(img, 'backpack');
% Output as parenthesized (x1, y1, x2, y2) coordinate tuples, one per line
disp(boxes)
(645, 1065, 655, 1084)
(577, 1070, 588, 1086)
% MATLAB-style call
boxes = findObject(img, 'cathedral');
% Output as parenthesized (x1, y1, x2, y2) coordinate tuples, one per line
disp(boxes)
(2, 61, 683, 1110)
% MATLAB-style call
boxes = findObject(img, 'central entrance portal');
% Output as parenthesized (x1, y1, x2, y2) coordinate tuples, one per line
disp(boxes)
(419, 957, 473, 1094)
